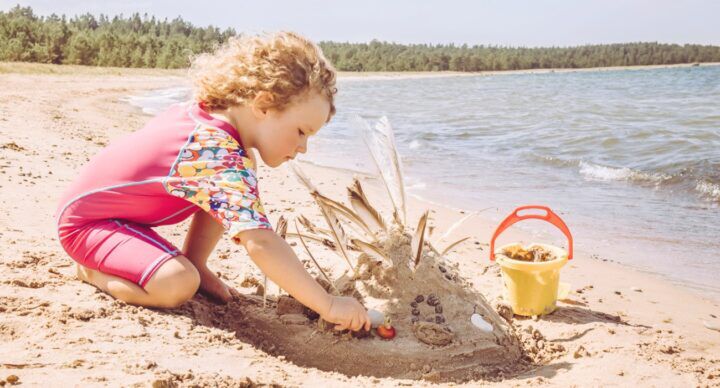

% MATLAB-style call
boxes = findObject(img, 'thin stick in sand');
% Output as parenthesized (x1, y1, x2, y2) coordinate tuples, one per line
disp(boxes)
(294, 219, 339, 294)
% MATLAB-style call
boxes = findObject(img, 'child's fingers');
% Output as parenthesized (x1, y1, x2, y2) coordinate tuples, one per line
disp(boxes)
(355, 315, 365, 331)
(348, 315, 361, 331)
(334, 320, 350, 331)
(228, 287, 241, 301)
(352, 313, 364, 332)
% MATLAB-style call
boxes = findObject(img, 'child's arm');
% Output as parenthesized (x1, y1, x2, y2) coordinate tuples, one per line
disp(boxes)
(237, 228, 370, 332)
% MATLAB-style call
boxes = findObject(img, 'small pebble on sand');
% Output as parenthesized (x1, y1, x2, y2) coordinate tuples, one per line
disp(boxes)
(631, 287, 643, 292)
(6, 375, 19, 384)
(573, 345, 588, 359)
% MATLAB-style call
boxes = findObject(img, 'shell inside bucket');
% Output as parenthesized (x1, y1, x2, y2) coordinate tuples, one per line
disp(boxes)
(495, 243, 569, 316)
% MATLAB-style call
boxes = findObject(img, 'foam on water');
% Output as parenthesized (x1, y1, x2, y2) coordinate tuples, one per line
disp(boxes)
(578, 161, 671, 183)
(696, 181, 720, 201)
(121, 86, 191, 115)
(408, 139, 422, 150)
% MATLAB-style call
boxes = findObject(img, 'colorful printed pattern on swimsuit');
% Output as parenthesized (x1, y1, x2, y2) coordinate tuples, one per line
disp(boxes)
(164, 125, 272, 243)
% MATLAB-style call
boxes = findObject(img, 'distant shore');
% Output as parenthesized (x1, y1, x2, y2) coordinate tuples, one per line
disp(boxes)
(2, 60, 718, 80)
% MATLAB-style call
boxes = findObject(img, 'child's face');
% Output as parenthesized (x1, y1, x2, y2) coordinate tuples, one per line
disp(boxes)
(253, 92, 331, 168)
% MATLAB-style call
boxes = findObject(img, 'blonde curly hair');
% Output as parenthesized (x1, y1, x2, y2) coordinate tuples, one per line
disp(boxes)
(189, 31, 337, 120)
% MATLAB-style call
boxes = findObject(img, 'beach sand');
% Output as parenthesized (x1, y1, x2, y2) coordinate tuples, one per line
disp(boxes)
(1, 66, 720, 386)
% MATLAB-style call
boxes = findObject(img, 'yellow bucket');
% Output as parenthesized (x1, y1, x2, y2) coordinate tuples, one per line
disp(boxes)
(490, 206, 574, 317)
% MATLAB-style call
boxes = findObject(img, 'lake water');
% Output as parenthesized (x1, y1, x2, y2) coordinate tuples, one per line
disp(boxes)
(126, 65, 720, 297)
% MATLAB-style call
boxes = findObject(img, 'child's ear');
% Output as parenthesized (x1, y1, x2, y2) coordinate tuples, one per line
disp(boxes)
(251, 92, 275, 118)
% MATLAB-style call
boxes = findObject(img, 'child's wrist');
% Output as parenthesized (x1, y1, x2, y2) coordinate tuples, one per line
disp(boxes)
(316, 293, 333, 317)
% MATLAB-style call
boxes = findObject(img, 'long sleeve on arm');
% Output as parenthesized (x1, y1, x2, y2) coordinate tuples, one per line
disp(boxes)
(163, 125, 272, 243)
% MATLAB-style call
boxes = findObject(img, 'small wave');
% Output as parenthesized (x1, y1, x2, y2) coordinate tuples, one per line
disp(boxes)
(454, 131, 474, 139)
(121, 86, 191, 115)
(406, 181, 427, 190)
(532, 154, 577, 168)
(419, 132, 438, 141)
(695, 181, 720, 201)
(578, 161, 671, 183)
(408, 140, 422, 150)
(404, 175, 428, 191)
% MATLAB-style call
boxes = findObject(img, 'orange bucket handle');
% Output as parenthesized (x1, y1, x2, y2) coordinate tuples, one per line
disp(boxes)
(490, 205, 573, 260)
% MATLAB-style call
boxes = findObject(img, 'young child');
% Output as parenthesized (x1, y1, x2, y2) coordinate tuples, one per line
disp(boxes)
(55, 32, 370, 332)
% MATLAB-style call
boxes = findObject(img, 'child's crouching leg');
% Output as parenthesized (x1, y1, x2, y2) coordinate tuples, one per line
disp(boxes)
(76, 255, 200, 308)
(143, 256, 201, 308)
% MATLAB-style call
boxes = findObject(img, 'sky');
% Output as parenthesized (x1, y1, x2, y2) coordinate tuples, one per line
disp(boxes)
(1, 0, 719, 47)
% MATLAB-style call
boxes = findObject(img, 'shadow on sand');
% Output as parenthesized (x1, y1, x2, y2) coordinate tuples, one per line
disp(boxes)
(161, 293, 579, 383)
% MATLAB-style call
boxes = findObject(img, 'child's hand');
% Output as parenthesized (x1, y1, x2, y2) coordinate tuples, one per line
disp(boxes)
(322, 295, 371, 332)
(237, 229, 370, 332)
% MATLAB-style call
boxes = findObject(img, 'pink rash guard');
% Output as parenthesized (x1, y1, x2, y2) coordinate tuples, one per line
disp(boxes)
(56, 102, 272, 287)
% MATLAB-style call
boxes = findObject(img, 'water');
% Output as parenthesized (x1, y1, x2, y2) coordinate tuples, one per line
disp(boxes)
(120, 86, 190, 115)
(125, 65, 720, 297)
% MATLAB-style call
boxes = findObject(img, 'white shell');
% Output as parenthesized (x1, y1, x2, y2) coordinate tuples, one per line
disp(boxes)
(368, 309, 385, 328)
(471, 313, 494, 333)
(704, 321, 720, 332)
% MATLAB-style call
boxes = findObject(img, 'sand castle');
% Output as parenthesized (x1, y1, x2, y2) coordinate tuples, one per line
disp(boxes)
(210, 116, 529, 382)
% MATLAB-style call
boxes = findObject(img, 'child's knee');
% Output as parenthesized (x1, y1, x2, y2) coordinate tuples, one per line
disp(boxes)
(145, 256, 200, 308)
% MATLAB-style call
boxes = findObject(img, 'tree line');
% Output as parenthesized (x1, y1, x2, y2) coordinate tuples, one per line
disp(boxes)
(0, 6, 235, 68)
(2, 5, 719, 71)
(322, 41, 720, 71)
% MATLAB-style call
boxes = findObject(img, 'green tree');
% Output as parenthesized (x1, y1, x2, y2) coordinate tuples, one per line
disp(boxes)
(63, 30, 96, 65)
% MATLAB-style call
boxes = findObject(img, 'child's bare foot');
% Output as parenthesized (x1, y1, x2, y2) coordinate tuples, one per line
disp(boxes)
(196, 265, 236, 303)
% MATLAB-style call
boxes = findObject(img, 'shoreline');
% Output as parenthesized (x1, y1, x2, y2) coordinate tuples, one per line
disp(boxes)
(297, 158, 720, 303)
(1, 68, 719, 386)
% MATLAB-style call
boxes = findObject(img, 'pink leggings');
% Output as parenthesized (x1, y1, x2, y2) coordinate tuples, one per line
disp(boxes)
(60, 218, 181, 288)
